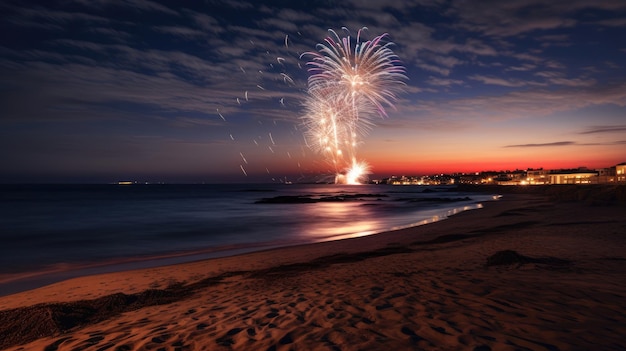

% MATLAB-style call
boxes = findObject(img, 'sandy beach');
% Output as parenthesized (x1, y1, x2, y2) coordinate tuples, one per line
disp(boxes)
(1, 188, 625, 350)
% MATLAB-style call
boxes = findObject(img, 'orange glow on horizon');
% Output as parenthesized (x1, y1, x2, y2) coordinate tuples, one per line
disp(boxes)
(364, 157, 624, 176)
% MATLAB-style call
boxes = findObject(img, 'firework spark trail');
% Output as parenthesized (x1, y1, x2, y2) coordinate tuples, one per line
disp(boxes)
(281, 73, 294, 85)
(222, 33, 309, 182)
(301, 89, 355, 174)
(300, 27, 407, 184)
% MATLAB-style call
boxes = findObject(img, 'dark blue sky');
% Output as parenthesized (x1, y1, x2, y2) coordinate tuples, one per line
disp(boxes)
(1, 0, 625, 183)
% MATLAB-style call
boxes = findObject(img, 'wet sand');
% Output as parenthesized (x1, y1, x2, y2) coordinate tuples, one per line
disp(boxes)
(1, 191, 625, 350)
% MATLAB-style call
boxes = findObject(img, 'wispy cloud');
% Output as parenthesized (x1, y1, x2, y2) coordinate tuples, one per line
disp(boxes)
(593, 17, 626, 27)
(507, 63, 537, 72)
(1, 0, 625, 179)
(416, 62, 451, 76)
(449, 0, 626, 37)
(504, 141, 576, 148)
(580, 125, 626, 134)
(504, 139, 626, 148)
(426, 77, 464, 87)
(15, 5, 111, 24)
(468, 75, 530, 87)
(154, 26, 206, 38)
(548, 77, 596, 87)
(410, 82, 626, 123)
(70, 0, 180, 16)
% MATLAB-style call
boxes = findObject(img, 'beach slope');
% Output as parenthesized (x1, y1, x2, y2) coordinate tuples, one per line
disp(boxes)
(1, 191, 625, 350)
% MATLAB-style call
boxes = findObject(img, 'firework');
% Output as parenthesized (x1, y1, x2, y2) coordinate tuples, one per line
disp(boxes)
(301, 27, 406, 184)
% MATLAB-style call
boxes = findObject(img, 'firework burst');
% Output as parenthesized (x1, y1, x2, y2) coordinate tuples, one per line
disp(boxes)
(301, 27, 407, 184)
(300, 89, 374, 172)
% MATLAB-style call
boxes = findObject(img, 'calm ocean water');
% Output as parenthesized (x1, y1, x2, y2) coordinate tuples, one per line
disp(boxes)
(0, 184, 496, 295)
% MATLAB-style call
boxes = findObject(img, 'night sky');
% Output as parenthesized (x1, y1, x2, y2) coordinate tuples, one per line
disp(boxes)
(1, 0, 625, 183)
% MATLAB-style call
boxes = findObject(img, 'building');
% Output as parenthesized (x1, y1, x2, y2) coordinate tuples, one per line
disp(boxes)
(596, 167, 616, 184)
(615, 163, 626, 183)
(526, 168, 548, 185)
(548, 169, 599, 184)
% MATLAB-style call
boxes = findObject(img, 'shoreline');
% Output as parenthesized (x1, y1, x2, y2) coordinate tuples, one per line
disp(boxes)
(2, 191, 626, 350)
(0, 195, 501, 311)
(0, 197, 494, 297)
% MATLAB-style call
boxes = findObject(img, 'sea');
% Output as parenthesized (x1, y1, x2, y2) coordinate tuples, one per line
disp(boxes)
(0, 183, 498, 296)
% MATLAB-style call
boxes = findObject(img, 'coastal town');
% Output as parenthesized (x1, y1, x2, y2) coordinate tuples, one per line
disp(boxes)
(374, 162, 626, 186)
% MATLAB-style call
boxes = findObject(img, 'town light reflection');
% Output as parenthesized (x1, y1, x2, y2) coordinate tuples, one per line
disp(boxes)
(299, 202, 380, 242)
(297, 201, 486, 243)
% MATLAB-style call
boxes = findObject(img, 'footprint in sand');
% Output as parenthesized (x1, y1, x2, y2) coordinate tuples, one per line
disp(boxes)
(401, 326, 425, 344)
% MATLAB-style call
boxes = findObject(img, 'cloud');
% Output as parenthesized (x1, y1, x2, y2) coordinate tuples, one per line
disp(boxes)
(70, 0, 180, 16)
(0, 36, 304, 127)
(343, 0, 429, 11)
(426, 77, 464, 87)
(580, 125, 626, 134)
(514, 52, 545, 62)
(154, 26, 206, 38)
(414, 53, 464, 76)
(504, 141, 576, 148)
(14, 5, 111, 24)
(593, 17, 626, 27)
(534, 71, 562, 78)
(548, 77, 596, 87)
(258, 18, 300, 32)
(2, 1, 625, 146)
(469, 73, 596, 88)
(468, 75, 529, 87)
(88, 27, 132, 42)
(186, 11, 221, 32)
(504, 140, 626, 148)
(507, 63, 537, 72)
(408, 82, 626, 124)
(417, 63, 450, 76)
(448, 0, 626, 37)
(537, 34, 570, 42)
(431, 54, 464, 68)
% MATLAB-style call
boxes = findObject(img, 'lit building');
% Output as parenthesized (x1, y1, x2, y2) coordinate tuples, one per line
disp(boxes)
(548, 169, 599, 184)
(526, 168, 548, 185)
(596, 167, 616, 184)
(617, 163, 626, 183)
